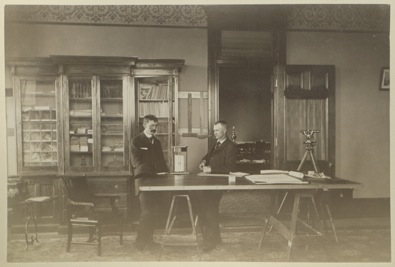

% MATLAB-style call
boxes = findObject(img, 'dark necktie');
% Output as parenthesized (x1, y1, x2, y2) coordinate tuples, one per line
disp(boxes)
(214, 141, 221, 150)
(149, 137, 154, 144)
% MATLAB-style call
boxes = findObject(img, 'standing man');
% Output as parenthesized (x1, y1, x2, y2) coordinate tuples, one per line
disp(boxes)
(131, 114, 168, 251)
(197, 120, 237, 252)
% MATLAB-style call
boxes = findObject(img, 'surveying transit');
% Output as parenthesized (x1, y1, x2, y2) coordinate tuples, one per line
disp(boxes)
(297, 129, 320, 173)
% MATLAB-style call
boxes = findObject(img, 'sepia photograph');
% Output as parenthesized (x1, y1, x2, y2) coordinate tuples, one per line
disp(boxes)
(1, 1, 392, 265)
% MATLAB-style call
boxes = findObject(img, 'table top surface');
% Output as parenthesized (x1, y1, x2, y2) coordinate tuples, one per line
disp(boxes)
(139, 173, 363, 191)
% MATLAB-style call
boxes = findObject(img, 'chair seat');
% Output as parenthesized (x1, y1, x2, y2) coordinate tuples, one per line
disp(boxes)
(60, 177, 123, 256)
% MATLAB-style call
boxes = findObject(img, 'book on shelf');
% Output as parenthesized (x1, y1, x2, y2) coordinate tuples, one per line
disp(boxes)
(140, 84, 168, 100)
(139, 102, 169, 117)
(22, 106, 33, 112)
(34, 106, 51, 110)
(140, 86, 152, 100)
(101, 87, 122, 98)
(70, 110, 92, 116)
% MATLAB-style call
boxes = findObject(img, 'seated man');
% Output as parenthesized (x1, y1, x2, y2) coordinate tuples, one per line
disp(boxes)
(131, 114, 169, 251)
(196, 120, 237, 252)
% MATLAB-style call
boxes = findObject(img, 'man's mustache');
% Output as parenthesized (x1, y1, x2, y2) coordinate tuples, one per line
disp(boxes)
(150, 129, 156, 133)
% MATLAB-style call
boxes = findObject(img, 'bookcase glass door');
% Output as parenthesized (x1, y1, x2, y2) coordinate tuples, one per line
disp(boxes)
(19, 77, 58, 170)
(137, 76, 173, 166)
(68, 77, 94, 171)
(99, 78, 127, 171)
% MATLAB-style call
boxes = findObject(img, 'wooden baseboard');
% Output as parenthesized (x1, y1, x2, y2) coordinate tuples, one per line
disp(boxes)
(332, 197, 390, 218)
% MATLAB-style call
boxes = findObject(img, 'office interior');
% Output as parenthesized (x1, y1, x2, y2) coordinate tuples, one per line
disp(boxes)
(4, 4, 391, 262)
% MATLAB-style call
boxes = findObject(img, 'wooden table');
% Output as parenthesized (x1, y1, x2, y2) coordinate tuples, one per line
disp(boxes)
(139, 173, 361, 192)
(139, 173, 362, 260)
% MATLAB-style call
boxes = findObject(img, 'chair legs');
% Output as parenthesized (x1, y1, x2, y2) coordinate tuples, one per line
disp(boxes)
(119, 218, 123, 245)
(66, 222, 72, 252)
(66, 220, 123, 257)
(97, 225, 102, 257)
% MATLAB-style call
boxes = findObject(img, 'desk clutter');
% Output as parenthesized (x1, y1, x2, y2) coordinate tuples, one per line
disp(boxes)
(235, 141, 271, 173)
(245, 171, 308, 184)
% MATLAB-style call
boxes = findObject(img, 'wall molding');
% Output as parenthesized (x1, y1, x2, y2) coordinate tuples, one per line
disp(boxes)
(287, 5, 389, 32)
(287, 5, 390, 31)
(5, 5, 208, 28)
(5, 5, 390, 32)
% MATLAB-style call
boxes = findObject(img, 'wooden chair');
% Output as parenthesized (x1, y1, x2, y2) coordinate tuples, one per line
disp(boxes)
(59, 177, 123, 256)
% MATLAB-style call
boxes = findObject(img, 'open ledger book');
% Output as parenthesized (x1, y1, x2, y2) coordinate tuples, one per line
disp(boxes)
(245, 170, 308, 184)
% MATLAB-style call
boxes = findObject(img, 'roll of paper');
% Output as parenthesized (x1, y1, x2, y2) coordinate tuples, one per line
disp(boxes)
(288, 171, 304, 179)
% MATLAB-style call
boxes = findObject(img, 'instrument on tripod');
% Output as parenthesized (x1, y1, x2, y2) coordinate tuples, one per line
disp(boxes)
(297, 130, 320, 173)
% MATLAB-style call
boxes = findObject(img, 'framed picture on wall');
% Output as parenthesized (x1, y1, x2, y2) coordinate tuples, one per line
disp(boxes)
(380, 67, 390, 90)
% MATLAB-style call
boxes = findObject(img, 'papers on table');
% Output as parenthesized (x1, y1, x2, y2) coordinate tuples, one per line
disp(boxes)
(230, 172, 250, 177)
(245, 173, 309, 184)
(260, 170, 305, 179)
(197, 172, 229, 177)
(305, 173, 331, 179)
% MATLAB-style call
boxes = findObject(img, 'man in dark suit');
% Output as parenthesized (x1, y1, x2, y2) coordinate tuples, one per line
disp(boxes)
(131, 114, 169, 251)
(197, 120, 237, 252)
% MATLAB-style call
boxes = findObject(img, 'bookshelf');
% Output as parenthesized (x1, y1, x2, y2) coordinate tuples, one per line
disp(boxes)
(15, 76, 60, 172)
(10, 56, 185, 174)
(64, 74, 133, 173)
(66, 76, 95, 172)
(7, 56, 184, 228)
(98, 78, 127, 171)
(132, 59, 185, 169)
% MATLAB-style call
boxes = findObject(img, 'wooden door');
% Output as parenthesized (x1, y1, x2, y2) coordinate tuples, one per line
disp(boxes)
(273, 65, 335, 176)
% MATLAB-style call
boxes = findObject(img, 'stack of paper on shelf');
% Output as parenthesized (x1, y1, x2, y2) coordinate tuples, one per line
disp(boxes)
(79, 137, 88, 152)
(70, 137, 79, 151)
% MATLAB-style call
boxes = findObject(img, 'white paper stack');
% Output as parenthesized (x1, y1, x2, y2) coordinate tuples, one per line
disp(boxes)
(246, 170, 308, 184)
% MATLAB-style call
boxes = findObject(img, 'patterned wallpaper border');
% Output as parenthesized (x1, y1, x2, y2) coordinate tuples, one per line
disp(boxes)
(287, 5, 390, 32)
(5, 5, 208, 28)
(5, 5, 390, 32)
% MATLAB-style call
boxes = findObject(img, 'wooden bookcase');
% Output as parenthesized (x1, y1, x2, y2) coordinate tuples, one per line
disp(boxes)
(7, 56, 184, 229)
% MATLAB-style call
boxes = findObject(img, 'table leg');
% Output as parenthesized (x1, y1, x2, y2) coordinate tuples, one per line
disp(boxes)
(259, 191, 277, 249)
(287, 193, 301, 261)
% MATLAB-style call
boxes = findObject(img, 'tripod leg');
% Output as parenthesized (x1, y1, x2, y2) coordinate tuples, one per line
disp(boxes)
(309, 150, 319, 173)
(297, 151, 309, 171)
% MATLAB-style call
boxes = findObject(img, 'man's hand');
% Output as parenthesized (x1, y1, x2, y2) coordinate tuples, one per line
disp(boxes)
(199, 160, 206, 171)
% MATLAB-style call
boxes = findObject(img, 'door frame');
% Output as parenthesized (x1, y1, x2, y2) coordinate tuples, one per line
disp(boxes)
(207, 29, 286, 155)
(273, 64, 336, 175)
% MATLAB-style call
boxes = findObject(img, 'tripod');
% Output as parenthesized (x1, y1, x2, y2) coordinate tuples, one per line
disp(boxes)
(297, 130, 320, 173)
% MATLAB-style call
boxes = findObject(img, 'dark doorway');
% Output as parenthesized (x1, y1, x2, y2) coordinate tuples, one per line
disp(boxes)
(219, 65, 272, 142)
